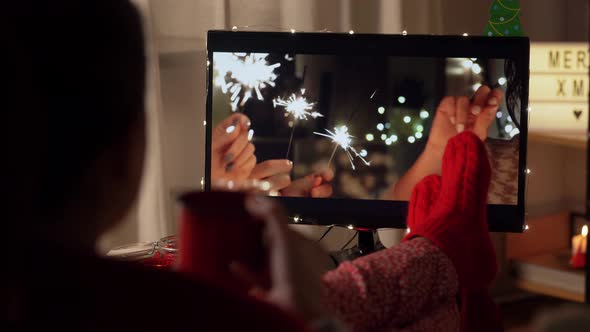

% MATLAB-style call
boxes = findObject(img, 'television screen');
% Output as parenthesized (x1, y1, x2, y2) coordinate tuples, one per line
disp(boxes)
(206, 31, 529, 232)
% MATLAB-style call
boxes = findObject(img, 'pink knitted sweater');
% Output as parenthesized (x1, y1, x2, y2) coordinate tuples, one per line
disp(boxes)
(322, 238, 460, 332)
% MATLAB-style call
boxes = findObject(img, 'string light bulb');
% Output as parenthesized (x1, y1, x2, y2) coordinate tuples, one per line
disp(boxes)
(231, 25, 238, 31)
(290, 28, 296, 34)
(524, 224, 530, 231)
(347, 225, 354, 230)
(349, 30, 355, 34)
(472, 63, 482, 74)
(402, 30, 408, 35)
(526, 168, 531, 175)
(462, 32, 469, 36)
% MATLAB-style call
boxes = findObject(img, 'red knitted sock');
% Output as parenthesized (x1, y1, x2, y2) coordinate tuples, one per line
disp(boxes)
(405, 132, 501, 332)
(405, 175, 441, 233)
(408, 131, 497, 289)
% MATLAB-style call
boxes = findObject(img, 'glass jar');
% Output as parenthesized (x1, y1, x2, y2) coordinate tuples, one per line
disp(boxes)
(107, 235, 177, 269)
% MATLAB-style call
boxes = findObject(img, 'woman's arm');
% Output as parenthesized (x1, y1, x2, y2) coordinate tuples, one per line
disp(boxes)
(385, 146, 442, 200)
(322, 238, 459, 332)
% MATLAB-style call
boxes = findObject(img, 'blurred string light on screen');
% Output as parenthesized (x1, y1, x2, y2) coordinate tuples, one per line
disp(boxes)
(461, 59, 473, 69)
(389, 134, 398, 142)
(365, 133, 374, 141)
(472, 63, 482, 74)
(403, 116, 411, 123)
(385, 122, 391, 129)
(415, 132, 423, 139)
(214, 52, 281, 111)
(397, 96, 406, 104)
(472, 83, 482, 91)
(408, 136, 416, 143)
(496, 111, 503, 119)
(381, 134, 387, 141)
(420, 110, 429, 119)
(377, 123, 384, 131)
(378, 106, 385, 114)
(416, 124, 424, 132)
(498, 77, 507, 85)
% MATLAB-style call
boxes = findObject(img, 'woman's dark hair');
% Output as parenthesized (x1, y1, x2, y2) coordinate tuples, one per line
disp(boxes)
(504, 58, 523, 130)
(3, 0, 146, 218)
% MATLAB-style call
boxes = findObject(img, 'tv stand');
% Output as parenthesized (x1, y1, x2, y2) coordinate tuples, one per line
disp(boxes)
(357, 230, 376, 254)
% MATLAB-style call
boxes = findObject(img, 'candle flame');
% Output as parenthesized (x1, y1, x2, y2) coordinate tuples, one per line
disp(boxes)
(582, 225, 588, 237)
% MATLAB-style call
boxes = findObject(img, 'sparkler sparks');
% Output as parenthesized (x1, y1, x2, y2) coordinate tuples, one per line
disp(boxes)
(314, 126, 371, 170)
(273, 90, 322, 121)
(276, 89, 321, 158)
(214, 52, 281, 111)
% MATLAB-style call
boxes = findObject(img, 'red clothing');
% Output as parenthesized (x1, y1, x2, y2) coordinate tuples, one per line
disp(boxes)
(323, 238, 460, 331)
(323, 133, 502, 332)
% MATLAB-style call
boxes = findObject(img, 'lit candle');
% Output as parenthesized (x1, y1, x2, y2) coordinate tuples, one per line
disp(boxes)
(571, 225, 588, 256)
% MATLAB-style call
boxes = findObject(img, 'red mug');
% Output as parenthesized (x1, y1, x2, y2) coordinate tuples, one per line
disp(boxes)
(177, 191, 268, 293)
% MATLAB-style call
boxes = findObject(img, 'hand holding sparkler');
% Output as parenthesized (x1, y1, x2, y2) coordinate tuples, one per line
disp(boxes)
(281, 168, 334, 198)
(248, 159, 294, 194)
(211, 113, 257, 183)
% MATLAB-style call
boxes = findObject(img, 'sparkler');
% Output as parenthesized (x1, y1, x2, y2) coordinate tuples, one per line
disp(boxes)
(273, 89, 321, 158)
(313, 88, 377, 170)
(214, 52, 281, 111)
(273, 89, 322, 121)
(314, 126, 370, 170)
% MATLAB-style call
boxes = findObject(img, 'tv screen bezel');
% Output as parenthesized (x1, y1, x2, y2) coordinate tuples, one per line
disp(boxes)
(205, 30, 530, 232)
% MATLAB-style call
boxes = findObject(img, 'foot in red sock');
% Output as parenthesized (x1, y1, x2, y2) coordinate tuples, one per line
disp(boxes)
(407, 131, 496, 289)
(405, 174, 441, 234)
(405, 131, 501, 332)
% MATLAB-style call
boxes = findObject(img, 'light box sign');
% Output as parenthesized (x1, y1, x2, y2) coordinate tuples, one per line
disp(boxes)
(529, 43, 589, 131)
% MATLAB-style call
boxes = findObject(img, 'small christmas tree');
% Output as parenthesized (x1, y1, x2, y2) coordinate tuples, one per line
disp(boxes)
(484, 0, 523, 37)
